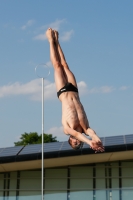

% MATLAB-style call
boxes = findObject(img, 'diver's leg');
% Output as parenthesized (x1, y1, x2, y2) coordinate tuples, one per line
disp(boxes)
(53, 30, 78, 88)
(46, 28, 67, 91)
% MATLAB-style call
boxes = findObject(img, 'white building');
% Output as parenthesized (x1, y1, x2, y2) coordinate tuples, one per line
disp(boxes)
(0, 134, 133, 200)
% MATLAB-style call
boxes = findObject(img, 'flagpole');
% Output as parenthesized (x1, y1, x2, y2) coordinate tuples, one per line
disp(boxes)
(42, 77, 44, 200)
(35, 64, 50, 200)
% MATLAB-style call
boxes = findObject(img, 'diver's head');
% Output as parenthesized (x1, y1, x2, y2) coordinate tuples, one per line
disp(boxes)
(68, 135, 83, 150)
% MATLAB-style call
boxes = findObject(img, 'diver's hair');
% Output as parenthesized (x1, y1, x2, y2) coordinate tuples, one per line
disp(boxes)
(68, 137, 84, 150)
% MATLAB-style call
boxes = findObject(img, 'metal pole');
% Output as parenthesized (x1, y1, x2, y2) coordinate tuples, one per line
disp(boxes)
(42, 77, 44, 200)
(35, 64, 50, 200)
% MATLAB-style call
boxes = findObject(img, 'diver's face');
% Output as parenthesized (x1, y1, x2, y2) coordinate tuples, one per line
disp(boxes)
(69, 136, 81, 148)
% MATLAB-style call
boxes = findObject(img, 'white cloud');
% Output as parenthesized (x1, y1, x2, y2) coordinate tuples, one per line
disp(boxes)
(89, 86, 115, 94)
(77, 82, 115, 95)
(48, 19, 66, 31)
(0, 79, 56, 101)
(31, 80, 56, 101)
(0, 78, 117, 101)
(38, 19, 66, 31)
(33, 19, 67, 41)
(45, 61, 52, 67)
(46, 126, 66, 141)
(60, 30, 74, 41)
(33, 32, 47, 40)
(77, 81, 88, 95)
(21, 20, 35, 30)
(0, 80, 88, 101)
(119, 86, 129, 91)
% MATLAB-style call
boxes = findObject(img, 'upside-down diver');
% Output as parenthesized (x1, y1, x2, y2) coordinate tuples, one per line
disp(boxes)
(46, 28, 104, 153)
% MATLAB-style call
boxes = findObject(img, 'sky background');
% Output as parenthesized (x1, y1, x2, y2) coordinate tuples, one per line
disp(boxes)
(0, 0, 133, 147)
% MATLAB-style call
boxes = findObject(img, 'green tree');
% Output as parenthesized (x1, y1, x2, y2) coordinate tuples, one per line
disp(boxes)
(14, 132, 58, 146)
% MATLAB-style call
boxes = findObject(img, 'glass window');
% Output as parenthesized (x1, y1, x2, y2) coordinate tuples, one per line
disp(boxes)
(0, 174, 4, 188)
(45, 191, 67, 200)
(1, 161, 133, 199)
(45, 168, 67, 200)
(111, 190, 119, 200)
(45, 168, 67, 190)
(8, 172, 17, 199)
(10, 172, 17, 190)
(19, 170, 41, 190)
(0, 193, 3, 200)
(95, 164, 106, 200)
(70, 166, 93, 200)
(45, 168, 67, 178)
(70, 167, 93, 178)
(122, 189, 133, 200)
(0, 174, 4, 199)
(19, 170, 41, 200)
(70, 166, 93, 189)
(8, 193, 17, 200)
(122, 162, 133, 199)
(111, 162, 119, 200)
(70, 191, 93, 200)
(18, 191, 41, 200)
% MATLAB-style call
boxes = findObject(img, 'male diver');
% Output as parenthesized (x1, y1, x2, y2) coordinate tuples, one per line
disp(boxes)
(46, 28, 104, 152)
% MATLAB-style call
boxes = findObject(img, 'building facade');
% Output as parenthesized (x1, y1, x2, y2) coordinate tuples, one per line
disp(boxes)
(0, 134, 133, 200)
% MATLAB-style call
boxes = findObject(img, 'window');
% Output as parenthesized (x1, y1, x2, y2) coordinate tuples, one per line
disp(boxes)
(45, 168, 67, 200)
(0, 161, 133, 200)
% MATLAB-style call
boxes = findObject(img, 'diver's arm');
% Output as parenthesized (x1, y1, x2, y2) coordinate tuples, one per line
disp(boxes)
(64, 126, 104, 152)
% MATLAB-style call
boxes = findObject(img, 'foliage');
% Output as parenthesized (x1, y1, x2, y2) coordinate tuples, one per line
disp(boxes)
(14, 132, 58, 146)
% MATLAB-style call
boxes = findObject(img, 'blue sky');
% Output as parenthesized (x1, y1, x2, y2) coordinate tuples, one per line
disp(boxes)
(0, 0, 133, 147)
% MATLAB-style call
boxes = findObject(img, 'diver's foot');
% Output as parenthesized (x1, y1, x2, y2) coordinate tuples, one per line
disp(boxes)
(46, 28, 54, 42)
(53, 30, 59, 42)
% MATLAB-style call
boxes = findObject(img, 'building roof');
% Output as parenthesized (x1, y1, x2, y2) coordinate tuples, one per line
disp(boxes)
(0, 134, 133, 172)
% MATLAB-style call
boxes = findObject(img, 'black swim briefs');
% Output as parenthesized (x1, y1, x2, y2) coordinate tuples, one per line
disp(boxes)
(57, 82, 78, 98)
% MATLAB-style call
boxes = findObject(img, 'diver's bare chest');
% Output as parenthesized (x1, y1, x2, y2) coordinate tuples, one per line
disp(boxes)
(63, 105, 77, 119)
(62, 101, 85, 122)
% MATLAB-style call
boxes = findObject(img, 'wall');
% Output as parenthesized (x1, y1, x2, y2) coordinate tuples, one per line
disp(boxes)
(0, 161, 133, 200)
